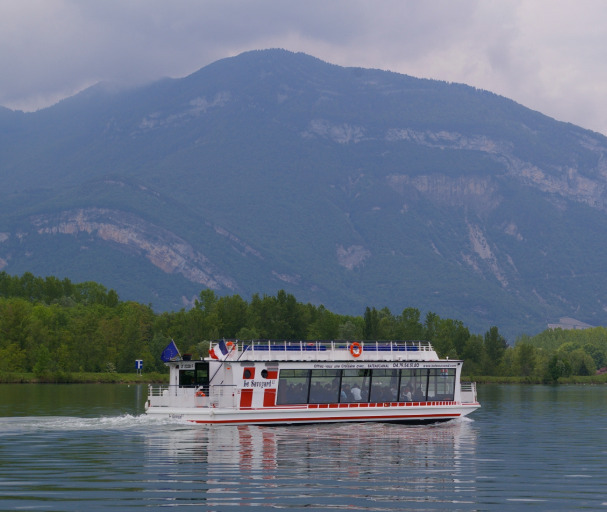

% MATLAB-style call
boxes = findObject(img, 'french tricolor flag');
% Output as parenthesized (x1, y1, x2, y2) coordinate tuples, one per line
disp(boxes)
(209, 340, 230, 360)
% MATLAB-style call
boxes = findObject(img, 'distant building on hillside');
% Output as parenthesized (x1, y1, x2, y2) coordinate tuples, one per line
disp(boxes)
(547, 317, 594, 331)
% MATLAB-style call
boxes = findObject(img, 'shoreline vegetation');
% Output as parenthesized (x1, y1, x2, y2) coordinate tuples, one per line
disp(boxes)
(0, 371, 169, 384)
(2, 272, 607, 385)
(467, 374, 607, 385)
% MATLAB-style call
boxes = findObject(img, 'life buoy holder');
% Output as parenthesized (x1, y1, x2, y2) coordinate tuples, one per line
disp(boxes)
(350, 342, 363, 357)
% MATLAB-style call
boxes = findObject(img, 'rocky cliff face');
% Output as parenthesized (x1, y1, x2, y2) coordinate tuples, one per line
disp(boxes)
(29, 208, 237, 290)
(389, 128, 607, 210)
(384, 126, 607, 293)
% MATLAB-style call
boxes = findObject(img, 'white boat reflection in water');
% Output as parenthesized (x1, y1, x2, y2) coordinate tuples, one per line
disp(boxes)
(144, 419, 479, 508)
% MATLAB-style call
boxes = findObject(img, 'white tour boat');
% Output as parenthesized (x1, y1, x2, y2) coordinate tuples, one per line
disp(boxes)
(145, 339, 480, 425)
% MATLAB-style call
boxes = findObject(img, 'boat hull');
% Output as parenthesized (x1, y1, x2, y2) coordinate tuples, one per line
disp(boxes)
(146, 402, 480, 425)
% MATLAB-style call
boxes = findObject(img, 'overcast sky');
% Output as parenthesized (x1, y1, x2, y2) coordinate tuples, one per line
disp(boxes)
(2, 0, 606, 135)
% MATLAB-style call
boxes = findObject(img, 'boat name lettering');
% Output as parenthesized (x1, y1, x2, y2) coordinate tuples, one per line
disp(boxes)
(243, 380, 275, 388)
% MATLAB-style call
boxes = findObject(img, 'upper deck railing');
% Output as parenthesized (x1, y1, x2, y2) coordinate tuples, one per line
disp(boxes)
(211, 339, 440, 362)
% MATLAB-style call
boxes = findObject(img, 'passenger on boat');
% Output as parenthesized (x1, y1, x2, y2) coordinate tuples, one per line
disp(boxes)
(325, 383, 335, 400)
(295, 383, 306, 402)
(413, 386, 425, 401)
(402, 386, 412, 401)
(351, 383, 362, 401)
(382, 385, 394, 401)
(373, 382, 392, 401)
(341, 384, 353, 402)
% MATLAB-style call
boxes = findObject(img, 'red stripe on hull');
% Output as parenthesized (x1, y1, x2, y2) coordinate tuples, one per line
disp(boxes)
(189, 412, 461, 425)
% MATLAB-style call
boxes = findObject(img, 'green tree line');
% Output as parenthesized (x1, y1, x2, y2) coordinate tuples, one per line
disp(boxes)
(1, 272, 606, 382)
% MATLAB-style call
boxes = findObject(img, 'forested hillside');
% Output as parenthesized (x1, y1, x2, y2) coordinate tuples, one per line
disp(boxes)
(1, 272, 605, 383)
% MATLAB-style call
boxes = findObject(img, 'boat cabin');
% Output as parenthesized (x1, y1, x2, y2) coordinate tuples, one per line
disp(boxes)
(147, 340, 479, 424)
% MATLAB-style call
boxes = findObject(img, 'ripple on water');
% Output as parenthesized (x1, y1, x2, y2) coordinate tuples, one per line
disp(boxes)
(1, 384, 607, 510)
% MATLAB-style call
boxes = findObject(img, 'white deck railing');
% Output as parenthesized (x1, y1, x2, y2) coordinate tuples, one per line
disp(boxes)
(460, 382, 477, 404)
(147, 384, 237, 409)
(214, 340, 439, 362)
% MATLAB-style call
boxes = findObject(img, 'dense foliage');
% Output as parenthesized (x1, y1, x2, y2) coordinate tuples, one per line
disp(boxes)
(1, 272, 606, 382)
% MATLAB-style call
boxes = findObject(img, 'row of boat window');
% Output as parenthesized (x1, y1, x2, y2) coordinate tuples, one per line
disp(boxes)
(276, 368, 456, 405)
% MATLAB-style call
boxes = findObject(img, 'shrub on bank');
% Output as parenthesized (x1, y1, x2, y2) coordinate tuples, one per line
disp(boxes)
(0, 372, 169, 384)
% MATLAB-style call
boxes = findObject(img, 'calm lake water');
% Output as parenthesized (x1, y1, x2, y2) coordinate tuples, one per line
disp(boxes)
(0, 383, 605, 511)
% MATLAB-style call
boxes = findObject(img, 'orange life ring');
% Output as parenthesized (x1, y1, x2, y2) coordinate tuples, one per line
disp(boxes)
(195, 391, 206, 397)
(350, 342, 362, 357)
(226, 341, 234, 351)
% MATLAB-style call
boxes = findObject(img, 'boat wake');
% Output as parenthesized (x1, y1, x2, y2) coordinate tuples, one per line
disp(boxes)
(0, 413, 191, 435)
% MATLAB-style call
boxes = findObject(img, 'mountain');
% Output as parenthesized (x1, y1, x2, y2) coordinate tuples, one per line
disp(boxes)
(2, 48, 607, 341)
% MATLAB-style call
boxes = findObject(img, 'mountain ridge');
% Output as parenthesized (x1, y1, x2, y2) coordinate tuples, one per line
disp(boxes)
(2, 48, 607, 340)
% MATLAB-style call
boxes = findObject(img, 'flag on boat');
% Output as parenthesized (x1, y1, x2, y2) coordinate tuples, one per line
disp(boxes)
(161, 339, 180, 362)
(209, 339, 230, 360)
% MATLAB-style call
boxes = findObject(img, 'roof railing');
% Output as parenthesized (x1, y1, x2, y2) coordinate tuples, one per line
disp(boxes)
(218, 339, 434, 354)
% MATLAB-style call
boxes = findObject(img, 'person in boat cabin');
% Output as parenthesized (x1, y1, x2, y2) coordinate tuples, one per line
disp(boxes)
(402, 385, 413, 401)
(351, 383, 362, 401)
(413, 385, 425, 401)
(341, 384, 353, 402)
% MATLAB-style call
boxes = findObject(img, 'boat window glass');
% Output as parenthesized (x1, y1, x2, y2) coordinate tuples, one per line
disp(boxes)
(400, 369, 428, 401)
(195, 362, 209, 387)
(427, 368, 456, 401)
(369, 370, 399, 402)
(276, 369, 310, 405)
(340, 369, 370, 402)
(179, 369, 196, 387)
(309, 370, 340, 404)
